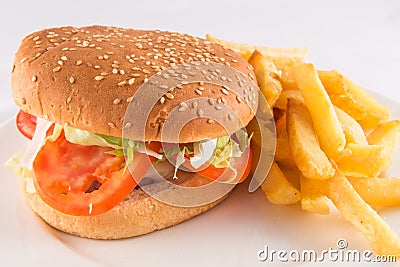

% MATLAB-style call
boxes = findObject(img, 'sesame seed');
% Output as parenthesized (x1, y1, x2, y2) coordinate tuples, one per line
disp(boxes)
(197, 109, 204, 116)
(215, 106, 223, 110)
(192, 101, 198, 108)
(58, 60, 63, 66)
(113, 98, 120, 104)
(128, 78, 135, 85)
(94, 65, 101, 69)
(20, 57, 28, 63)
(119, 69, 125, 75)
(221, 88, 229, 95)
(94, 75, 104, 81)
(195, 89, 203, 95)
(143, 69, 151, 74)
(144, 78, 149, 83)
(98, 55, 103, 60)
(76, 60, 83, 66)
(53, 66, 61, 72)
(228, 114, 234, 120)
(33, 36, 40, 41)
(236, 95, 243, 103)
(126, 96, 134, 102)
(160, 97, 165, 104)
(165, 93, 174, 100)
(125, 122, 132, 128)
(66, 96, 72, 103)
(118, 81, 126, 86)
(231, 59, 238, 63)
(112, 68, 118, 74)
(207, 119, 215, 124)
(108, 122, 115, 128)
(69, 76, 75, 84)
(61, 56, 68, 61)
(131, 73, 140, 77)
(31, 75, 37, 82)
(208, 98, 215, 105)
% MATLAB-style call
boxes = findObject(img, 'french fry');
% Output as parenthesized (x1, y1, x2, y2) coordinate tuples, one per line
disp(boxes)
(274, 113, 294, 163)
(261, 162, 301, 205)
(318, 70, 390, 130)
(278, 162, 301, 190)
(274, 90, 304, 110)
(248, 50, 283, 107)
(368, 120, 400, 155)
(287, 99, 335, 180)
(300, 175, 330, 215)
(271, 58, 301, 90)
(336, 143, 388, 177)
(348, 176, 400, 207)
(294, 63, 346, 159)
(335, 106, 368, 145)
(206, 34, 309, 61)
(327, 167, 400, 256)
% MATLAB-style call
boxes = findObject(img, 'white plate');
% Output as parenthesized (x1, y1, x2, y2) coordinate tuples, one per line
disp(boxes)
(1, 92, 399, 267)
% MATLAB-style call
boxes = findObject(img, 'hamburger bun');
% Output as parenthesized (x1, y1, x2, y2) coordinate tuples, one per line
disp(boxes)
(21, 163, 228, 239)
(11, 25, 256, 239)
(12, 25, 258, 143)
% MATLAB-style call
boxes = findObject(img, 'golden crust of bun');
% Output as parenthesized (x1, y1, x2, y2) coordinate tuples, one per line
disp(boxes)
(21, 170, 228, 239)
(12, 25, 257, 142)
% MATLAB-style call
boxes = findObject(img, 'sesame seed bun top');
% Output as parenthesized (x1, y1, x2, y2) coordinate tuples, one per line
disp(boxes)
(11, 25, 258, 142)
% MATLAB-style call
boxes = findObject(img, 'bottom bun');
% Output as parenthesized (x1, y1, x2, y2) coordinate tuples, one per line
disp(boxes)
(21, 169, 228, 239)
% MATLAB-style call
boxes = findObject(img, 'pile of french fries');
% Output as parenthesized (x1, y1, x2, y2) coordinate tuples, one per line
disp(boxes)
(207, 35, 400, 256)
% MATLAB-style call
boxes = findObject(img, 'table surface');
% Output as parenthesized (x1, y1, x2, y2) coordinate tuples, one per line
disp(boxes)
(0, 0, 399, 124)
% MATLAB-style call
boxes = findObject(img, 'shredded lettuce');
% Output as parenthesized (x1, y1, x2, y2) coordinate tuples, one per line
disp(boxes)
(4, 153, 23, 176)
(210, 129, 252, 169)
(47, 124, 163, 163)
(63, 125, 121, 149)
(162, 129, 253, 176)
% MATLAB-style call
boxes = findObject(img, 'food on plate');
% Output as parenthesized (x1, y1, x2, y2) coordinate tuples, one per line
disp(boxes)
(286, 99, 334, 180)
(260, 162, 300, 205)
(327, 164, 400, 256)
(206, 34, 309, 61)
(334, 106, 368, 145)
(5, 26, 258, 239)
(214, 34, 400, 256)
(318, 70, 390, 130)
(247, 50, 282, 107)
(293, 63, 346, 160)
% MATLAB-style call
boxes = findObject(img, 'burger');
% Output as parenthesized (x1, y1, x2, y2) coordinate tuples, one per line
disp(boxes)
(5, 25, 258, 239)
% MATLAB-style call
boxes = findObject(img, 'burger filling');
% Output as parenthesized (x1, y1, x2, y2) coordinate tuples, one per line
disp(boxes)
(5, 110, 253, 216)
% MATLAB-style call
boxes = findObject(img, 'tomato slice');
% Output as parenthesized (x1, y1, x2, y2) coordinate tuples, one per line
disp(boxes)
(33, 132, 160, 216)
(188, 146, 253, 184)
(16, 110, 37, 139)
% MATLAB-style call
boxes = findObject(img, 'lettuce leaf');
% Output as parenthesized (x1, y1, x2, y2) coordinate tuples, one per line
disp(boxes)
(210, 129, 252, 169)
(63, 125, 121, 149)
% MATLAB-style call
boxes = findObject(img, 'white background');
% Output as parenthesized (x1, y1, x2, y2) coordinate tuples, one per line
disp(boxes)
(0, 1, 399, 266)
(0, 0, 399, 123)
